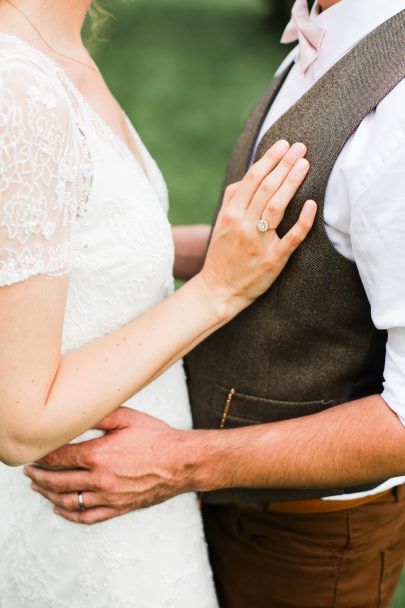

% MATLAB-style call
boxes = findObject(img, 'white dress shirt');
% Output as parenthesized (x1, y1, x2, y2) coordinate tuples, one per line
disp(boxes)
(254, 0, 405, 499)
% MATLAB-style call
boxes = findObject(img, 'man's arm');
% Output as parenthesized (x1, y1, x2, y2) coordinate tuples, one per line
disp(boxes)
(25, 394, 405, 525)
(191, 395, 405, 492)
(172, 225, 211, 281)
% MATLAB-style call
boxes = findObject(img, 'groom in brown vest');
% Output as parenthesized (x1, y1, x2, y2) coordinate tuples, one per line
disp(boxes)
(25, 0, 405, 606)
(184, 1, 405, 605)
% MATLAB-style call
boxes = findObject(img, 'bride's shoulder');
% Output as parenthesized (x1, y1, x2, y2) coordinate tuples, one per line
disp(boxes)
(0, 34, 78, 144)
(0, 33, 67, 101)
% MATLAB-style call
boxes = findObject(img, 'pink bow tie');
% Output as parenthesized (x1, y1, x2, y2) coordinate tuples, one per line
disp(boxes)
(281, 0, 326, 74)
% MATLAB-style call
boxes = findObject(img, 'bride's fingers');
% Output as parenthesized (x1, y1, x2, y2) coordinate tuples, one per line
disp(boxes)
(221, 181, 240, 208)
(261, 158, 310, 230)
(274, 200, 317, 261)
(230, 140, 290, 211)
(247, 143, 307, 219)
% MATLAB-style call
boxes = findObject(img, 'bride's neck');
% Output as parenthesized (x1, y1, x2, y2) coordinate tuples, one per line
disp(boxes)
(0, 0, 90, 50)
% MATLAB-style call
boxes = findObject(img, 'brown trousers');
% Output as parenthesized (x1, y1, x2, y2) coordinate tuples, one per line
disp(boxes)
(203, 486, 405, 608)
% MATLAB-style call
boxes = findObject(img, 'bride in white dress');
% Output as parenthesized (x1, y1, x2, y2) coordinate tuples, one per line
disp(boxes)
(0, 1, 316, 606)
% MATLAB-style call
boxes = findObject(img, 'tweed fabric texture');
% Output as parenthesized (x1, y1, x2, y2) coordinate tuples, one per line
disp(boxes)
(186, 12, 405, 503)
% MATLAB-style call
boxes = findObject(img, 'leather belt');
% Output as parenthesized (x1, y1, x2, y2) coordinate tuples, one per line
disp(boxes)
(238, 489, 391, 515)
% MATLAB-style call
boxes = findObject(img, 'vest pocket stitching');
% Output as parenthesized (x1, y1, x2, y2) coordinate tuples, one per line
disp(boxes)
(219, 387, 236, 429)
(212, 383, 336, 425)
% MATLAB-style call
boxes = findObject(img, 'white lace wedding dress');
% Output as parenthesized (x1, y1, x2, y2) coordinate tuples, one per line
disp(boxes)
(0, 34, 218, 608)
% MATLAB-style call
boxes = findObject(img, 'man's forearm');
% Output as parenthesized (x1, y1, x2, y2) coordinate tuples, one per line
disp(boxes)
(186, 395, 405, 492)
(172, 225, 210, 281)
(25, 395, 405, 525)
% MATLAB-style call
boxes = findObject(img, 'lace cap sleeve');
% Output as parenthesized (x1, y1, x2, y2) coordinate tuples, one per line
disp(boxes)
(0, 60, 79, 286)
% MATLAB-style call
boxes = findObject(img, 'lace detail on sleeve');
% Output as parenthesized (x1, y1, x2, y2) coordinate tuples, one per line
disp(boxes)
(0, 60, 79, 286)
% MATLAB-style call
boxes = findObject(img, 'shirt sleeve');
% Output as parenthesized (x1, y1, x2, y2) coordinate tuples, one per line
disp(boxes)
(349, 139, 405, 425)
(0, 61, 79, 287)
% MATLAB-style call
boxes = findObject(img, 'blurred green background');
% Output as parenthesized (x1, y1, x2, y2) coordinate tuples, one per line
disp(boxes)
(90, 0, 405, 603)
(90, 0, 288, 225)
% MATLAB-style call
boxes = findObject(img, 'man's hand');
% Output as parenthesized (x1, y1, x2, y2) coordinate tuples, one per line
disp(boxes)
(25, 396, 404, 526)
(24, 408, 195, 525)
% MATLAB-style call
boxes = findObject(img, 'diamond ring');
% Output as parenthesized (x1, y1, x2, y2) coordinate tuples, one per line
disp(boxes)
(257, 219, 270, 233)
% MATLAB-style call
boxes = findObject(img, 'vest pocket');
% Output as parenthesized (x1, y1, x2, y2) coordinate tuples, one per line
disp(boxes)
(199, 385, 382, 503)
(211, 383, 336, 429)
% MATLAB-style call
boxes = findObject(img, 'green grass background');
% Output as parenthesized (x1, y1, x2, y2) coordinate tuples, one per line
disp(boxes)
(90, 0, 405, 603)
(91, 0, 287, 225)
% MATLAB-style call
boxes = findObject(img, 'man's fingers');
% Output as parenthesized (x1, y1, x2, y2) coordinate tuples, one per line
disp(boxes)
(35, 443, 90, 469)
(275, 200, 317, 260)
(93, 406, 153, 432)
(32, 484, 101, 512)
(54, 506, 131, 525)
(231, 140, 290, 211)
(24, 465, 95, 493)
(93, 407, 133, 432)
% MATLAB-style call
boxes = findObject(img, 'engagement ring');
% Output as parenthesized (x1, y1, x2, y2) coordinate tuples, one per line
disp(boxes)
(257, 219, 270, 233)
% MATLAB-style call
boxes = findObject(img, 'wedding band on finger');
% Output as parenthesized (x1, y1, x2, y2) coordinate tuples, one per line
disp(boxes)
(257, 219, 270, 233)
(77, 491, 86, 512)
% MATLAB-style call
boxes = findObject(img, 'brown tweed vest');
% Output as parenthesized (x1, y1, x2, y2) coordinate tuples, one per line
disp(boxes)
(185, 11, 405, 503)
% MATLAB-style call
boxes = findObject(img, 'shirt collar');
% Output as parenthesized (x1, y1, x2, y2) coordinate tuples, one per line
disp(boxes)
(308, 0, 404, 81)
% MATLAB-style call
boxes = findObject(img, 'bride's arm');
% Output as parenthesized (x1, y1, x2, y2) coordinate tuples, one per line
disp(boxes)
(0, 64, 315, 465)
(0, 268, 227, 465)
(0, 142, 315, 467)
